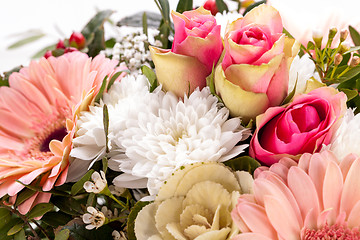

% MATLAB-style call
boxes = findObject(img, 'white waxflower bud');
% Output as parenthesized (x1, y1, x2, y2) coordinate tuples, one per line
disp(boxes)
(82, 206, 106, 230)
(83, 171, 107, 193)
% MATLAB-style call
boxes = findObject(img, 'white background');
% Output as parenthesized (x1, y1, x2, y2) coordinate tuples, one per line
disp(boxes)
(1, 0, 360, 73)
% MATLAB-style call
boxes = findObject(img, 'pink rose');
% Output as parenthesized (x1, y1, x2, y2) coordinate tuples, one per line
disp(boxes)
(150, 7, 223, 97)
(214, 4, 299, 122)
(249, 87, 347, 165)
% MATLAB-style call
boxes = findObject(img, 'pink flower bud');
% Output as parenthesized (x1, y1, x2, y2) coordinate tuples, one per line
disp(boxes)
(69, 32, 86, 49)
(44, 50, 53, 59)
(56, 40, 66, 49)
(64, 47, 78, 53)
(203, 0, 219, 15)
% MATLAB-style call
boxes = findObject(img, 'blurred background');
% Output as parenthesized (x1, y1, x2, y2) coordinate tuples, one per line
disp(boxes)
(1, 0, 359, 73)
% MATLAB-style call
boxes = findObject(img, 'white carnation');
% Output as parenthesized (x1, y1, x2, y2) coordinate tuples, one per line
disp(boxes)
(326, 109, 360, 159)
(288, 54, 321, 95)
(110, 87, 250, 196)
(68, 74, 155, 182)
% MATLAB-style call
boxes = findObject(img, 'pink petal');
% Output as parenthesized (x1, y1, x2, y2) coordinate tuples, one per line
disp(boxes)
(347, 200, 360, 228)
(287, 167, 320, 221)
(232, 233, 274, 240)
(264, 195, 301, 239)
(340, 158, 360, 216)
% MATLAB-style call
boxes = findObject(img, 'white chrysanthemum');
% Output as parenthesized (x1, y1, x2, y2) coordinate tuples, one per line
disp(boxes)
(325, 108, 360, 159)
(215, 11, 243, 37)
(68, 74, 155, 181)
(110, 87, 250, 196)
(288, 54, 321, 94)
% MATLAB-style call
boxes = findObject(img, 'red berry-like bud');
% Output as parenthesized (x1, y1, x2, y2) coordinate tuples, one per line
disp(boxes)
(44, 50, 53, 59)
(56, 40, 66, 49)
(69, 32, 86, 50)
(203, 0, 219, 15)
(64, 47, 78, 53)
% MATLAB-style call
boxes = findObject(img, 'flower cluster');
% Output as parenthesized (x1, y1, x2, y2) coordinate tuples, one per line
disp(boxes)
(1, 1, 360, 240)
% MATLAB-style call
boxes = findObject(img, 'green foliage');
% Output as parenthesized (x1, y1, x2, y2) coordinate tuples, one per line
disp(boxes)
(107, 70, 130, 91)
(41, 212, 73, 228)
(54, 229, 70, 240)
(60, 220, 113, 240)
(52, 196, 84, 216)
(81, 10, 113, 57)
(127, 201, 151, 240)
(141, 65, 158, 92)
(71, 170, 95, 196)
(176, 0, 193, 13)
(0, 66, 23, 87)
(27, 203, 54, 219)
(215, 0, 228, 13)
(154, 0, 173, 48)
(243, 0, 266, 16)
(224, 156, 261, 175)
(7, 224, 23, 236)
(7, 33, 45, 49)
(349, 25, 360, 47)
(13, 229, 25, 240)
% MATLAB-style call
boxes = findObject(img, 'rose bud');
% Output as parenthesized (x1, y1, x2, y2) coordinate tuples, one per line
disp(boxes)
(203, 0, 219, 15)
(69, 32, 86, 49)
(150, 7, 223, 98)
(44, 50, 53, 59)
(214, 4, 300, 122)
(56, 40, 66, 49)
(64, 47, 78, 53)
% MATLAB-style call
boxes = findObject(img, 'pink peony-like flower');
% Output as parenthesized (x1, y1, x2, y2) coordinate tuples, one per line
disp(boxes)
(232, 150, 360, 239)
(214, 4, 299, 122)
(150, 7, 223, 98)
(0, 52, 125, 214)
(249, 87, 346, 166)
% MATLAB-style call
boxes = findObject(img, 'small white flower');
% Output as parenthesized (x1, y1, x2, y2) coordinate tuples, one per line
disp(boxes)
(325, 109, 360, 159)
(82, 206, 106, 230)
(83, 171, 107, 193)
(101, 206, 119, 219)
(112, 230, 127, 240)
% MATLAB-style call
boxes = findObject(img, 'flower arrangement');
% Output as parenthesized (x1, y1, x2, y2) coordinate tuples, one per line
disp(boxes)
(1, 0, 360, 239)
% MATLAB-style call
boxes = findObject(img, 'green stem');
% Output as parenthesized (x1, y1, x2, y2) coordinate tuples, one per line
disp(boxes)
(32, 219, 51, 240)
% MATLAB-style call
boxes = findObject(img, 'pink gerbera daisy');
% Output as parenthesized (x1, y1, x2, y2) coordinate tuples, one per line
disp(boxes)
(232, 150, 360, 240)
(0, 52, 125, 214)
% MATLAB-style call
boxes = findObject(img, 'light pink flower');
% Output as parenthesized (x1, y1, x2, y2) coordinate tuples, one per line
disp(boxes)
(0, 52, 125, 214)
(250, 87, 346, 166)
(150, 7, 223, 98)
(214, 4, 299, 122)
(232, 150, 360, 239)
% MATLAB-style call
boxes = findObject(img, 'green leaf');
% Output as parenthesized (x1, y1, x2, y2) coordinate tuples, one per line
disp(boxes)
(15, 180, 69, 197)
(52, 196, 83, 216)
(7, 224, 23, 236)
(41, 212, 73, 228)
(141, 65, 158, 92)
(157, 0, 170, 22)
(27, 203, 54, 219)
(107, 70, 130, 91)
(127, 201, 151, 240)
(206, 64, 223, 103)
(0, 209, 11, 230)
(339, 88, 359, 101)
(349, 25, 360, 47)
(216, 0, 229, 13)
(282, 28, 295, 39)
(71, 169, 95, 195)
(0, 66, 23, 87)
(102, 156, 108, 175)
(81, 10, 113, 40)
(224, 156, 261, 175)
(306, 41, 315, 51)
(31, 43, 57, 59)
(281, 76, 297, 105)
(13, 229, 25, 240)
(94, 76, 108, 103)
(339, 66, 360, 81)
(7, 33, 45, 49)
(176, 0, 193, 13)
(55, 229, 70, 240)
(61, 220, 113, 240)
(87, 193, 96, 207)
(344, 46, 360, 55)
(15, 188, 36, 207)
(105, 38, 116, 49)
(243, 0, 266, 16)
(142, 12, 148, 36)
(103, 104, 109, 155)
(0, 218, 22, 240)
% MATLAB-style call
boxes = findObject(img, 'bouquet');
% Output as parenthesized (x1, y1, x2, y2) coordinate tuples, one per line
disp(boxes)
(1, 0, 360, 239)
